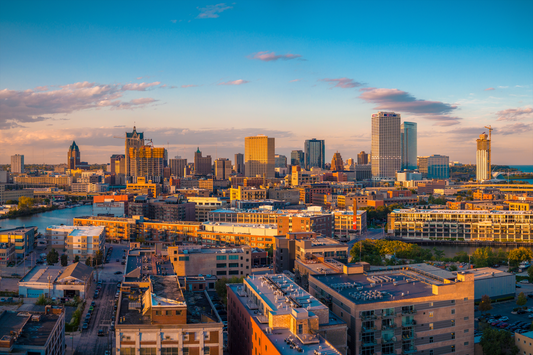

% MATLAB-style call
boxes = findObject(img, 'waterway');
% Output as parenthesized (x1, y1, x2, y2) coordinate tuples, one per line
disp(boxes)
(0, 205, 92, 233)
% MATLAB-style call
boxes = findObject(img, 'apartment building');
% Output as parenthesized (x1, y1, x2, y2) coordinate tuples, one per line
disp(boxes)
(0, 185, 35, 204)
(230, 186, 267, 201)
(334, 210, 368, 235)
(14, 175, 73, 188)
(0, 243, 16, 266)
(0, 227, 36, 259)
(388, 209, 533, 241)
(187, 197, 229, 222)
(227, 274, 347, 355)
(128, 198, 195, 221)
(308, 263, 475, 355)
(168, 245, 251, 278)
(199, 221, 279, 249)
(126, 177, 161, 197)
(115, 275, 223, 355)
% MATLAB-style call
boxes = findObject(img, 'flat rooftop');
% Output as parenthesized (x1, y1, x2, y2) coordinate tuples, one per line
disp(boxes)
(20, 265, 62, 283)
(150, 275, 185, 304)
(313, 264, 457, 304)
(203, 221, 277, 229)
(69, 226, 105, 237)
(454, 267, 513, 280)
(178, 246, 247, 255)
(15, 314, 61, 346)
(0, 311, 29, 339)
(392, 209, 533, 215)
(210, 208, 330, 217)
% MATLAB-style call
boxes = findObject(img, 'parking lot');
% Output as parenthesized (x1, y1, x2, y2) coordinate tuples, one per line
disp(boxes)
(475, 294, 533, 335)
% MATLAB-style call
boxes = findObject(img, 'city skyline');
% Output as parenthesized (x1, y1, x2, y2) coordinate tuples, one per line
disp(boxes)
(1, 1, 532, 165)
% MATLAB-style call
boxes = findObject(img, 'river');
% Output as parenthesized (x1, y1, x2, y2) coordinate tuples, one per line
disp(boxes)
(0, 205, 93, 233)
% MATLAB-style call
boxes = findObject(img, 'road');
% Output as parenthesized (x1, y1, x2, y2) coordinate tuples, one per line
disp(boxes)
(347, 228, 385, 249)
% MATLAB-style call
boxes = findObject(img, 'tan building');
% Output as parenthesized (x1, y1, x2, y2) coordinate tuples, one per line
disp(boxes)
(244, 135, 275, 178)
(199, 221, 279, 249)
(229, 186, 267, 201)
(168, 245, 251, 278)
(46, 225, 105, 262)
(0, 185, 34, 204)
(214, 158, 232, 180)
(334, 210, 368, 235)
(227, 274, 347, 355)
(129, 146, 166, 180)
(194, 148, 212, 176)
(186, 197, 229, 222)
(127, 177, 161, 197)
(267, 188, 300, 204)
(309, 263, 475, 355)
(515, 331, 533, 355)
(13, 175, 73, 188)
(331, 151, 344, 171)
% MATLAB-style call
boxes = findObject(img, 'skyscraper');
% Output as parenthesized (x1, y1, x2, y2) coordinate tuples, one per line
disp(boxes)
(245, 135, 275, 178)
(357, 151, 369, 165)
(290, 150, 305, 167)
(125, 127, 144, 178)
(129, 146, 166, 181)
(194, 148, 212, 176)
(110, 154, 125, 175)
(417, 155, 449, 179)
(169, 158, 187, 177)
(215, 158, 232, 180)
(10, 154, 24, 174)
(371, 111, 401, 179)
(234, 153, 245, 175)
(331, 152, 344, 171)
(401, 122, 417, 170)
(275, 154, 287, 168)
(67, 141, 80, 170)
(304, 138, 325, 169)
(476, 133, 490, 181)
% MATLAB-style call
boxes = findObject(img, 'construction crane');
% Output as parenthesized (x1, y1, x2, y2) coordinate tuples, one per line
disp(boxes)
(484, 125, 493, 178)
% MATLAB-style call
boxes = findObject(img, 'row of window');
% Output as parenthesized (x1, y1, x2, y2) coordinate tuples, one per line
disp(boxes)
(122, 348, 211, 355)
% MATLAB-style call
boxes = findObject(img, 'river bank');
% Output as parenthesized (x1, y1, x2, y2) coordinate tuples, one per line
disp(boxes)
(0, 205, 58, 220)
(0, 205, 92, 232)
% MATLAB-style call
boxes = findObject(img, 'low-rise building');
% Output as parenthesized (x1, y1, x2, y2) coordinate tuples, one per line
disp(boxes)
(0, 305, 65, 355)
(309, 263, 475, 355)
(0, 226, 36, 260)
(128, 197, 195, 221)
(169, 245, 251, 278)
(127, 177, 161, 197)
(0, 185, 35, 204)
(515, 331, 533, 355)
(452, 267, 515, 301)
(230, 186, 267, 201)
(46, 225, 105, 262)
(0, 242, 16, 266)
(186, 196, 229, 222)
(334, 210, 368, 237)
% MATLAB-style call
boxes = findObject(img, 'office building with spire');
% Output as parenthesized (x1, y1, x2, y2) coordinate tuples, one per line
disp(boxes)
(244, 135, 275, 178)
(331, 151, 344, 171)
(193, 148, 212, 176)
(125, 126, 144, 178)
(67, 141, 80, 170)
(401, 122, 417, 170)
(371, 112, 401, 179)
(476, 133, 491, 181)
(304, 138, 325, 169)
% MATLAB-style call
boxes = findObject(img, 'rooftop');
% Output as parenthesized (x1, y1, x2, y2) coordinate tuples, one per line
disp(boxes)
(20, 265, 62, 283)
(453, 267, 512, 280)
(203, 221, 277, 229)
(68, 226, 105, 237)
(210, 208, 330, 218)
(392, 209, 533, 215)
(0, 309, 63, 348)
(178, 246, 248, 255)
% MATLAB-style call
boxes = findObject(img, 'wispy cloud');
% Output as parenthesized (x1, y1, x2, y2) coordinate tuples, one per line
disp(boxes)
(249, 51, 303, 62)
(289, 79, 301, 83)
(498, 86, 509, 89)
(484, 87, 495, 91)
(496, 107, 533, 121)
(218, 79, 249, 86)
(319, 77, 363, 89)
(359, 87, 461, 125)
(496, 122, 533, 135)
(197, 3, 233, 19)
(181, 84, 198, 88)
(0, 81, 162, 129)
(170, 20, 177, 23)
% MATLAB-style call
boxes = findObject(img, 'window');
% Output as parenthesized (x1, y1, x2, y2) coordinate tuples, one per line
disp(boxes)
(429, 337, 434, 343)
(229, 263, 239, 268)
(451, 332, 455, 340)
(429, 312, 434, 318)
(464, 297, 469, 301)
(122, 349, 135, 355)
(204, 347, 210, 355)
(216, 263, 226, 268)
(429, 323, 434, 330)
(179, 256, 189, 261)
(184, 333, 190, 341)
(451, 309, 455, 315)
(216, 255, 227, 260)
(161, 349, 179, 355)
(140, 349, 156, 355)
(430, 351, 433, 355)
(229, 270, 239, 275)
(451, 345, 455, 353)
(156, 311, 162, 315)
(451, 320, 455, 326)
(451, 300, 455, 304)
(173, 257, 177, 261)
(176, 310, 183, 315)
(464, 342, 469, 346)
(183, 348, 189, 355)
(166, 310, 172, 315)
(205, 332, 210, 341)
(464, 329, 469, 333)
(216, 271, 226, 276)
(464, 317, 469, 320)
(229, 255, 239, 260)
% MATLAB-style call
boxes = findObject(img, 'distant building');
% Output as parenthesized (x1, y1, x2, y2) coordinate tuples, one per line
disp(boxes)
(124, 126, 144, 178)
(331, 151, 344, 171)
(290, 149, 305, 166)
(304, 138, 325, 169)
(0, 242, 16, 266)
(418, 155, 450, 179)
(401, 122, 417, 170)
(476, 133, 491, 181)
(193, 147, 212, 176)
(357, 151, 369, 165)
(169, 158, 187, 177)
(452, 267, 515, 301)
(275, 154, 287, 168)
(371, 111, 401, 179)
(214, 158, 232, 180)
(129, 145, 166, 182)
(67, 141, 80, 170)
(110, 154, 125, 175)
(186, 197, 229, 222)
(234, 153, 245, 175)
(245, 135, 275, 178)
(10, 154, 24, 174)
(93, 195, 130, 217)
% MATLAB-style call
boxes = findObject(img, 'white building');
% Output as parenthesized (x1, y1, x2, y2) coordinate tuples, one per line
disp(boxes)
(46, 225, 105, 261)
(371, 111, 401, 179)
(476, 133, 490, 181)
(10, 154, 24, 174)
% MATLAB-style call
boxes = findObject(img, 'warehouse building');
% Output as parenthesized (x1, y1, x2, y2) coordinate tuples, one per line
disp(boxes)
(452, 267, 515, 301)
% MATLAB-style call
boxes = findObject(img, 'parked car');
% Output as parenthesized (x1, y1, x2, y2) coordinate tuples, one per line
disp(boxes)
(116, 259, 119, 262)
(82, 323, 88, 330)
(114, 271, 122, 275)
(98, 329, 105, 337)
(500, 316, 509, 321)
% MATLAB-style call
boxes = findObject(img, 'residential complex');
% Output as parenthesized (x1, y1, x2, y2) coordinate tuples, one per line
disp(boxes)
(0, 242, 16, 266)
(371, 112, 401, 179)
(388, 209, 533, 241)
(245, 135, 275, 178)
(308, 263, 475, 355)
(186, 196, 229, 222)
(400, 122, 417, 170)
(0, 227, 35, 259)
(46, 225, 105, 261)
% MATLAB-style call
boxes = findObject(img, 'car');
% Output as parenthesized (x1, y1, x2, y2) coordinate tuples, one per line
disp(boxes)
(116, 259, 119, 262)
(516, 284, 522, 288)
(121, 261, 126, 265)
(491, 321, 500, 326)
(94, 294, 99, 299)
(500, 316, 509, 321)
(98, 329, 105, 337)
(89, 306, 94, 311)
(110, 325, 115, 332)
(111, 316, 115, 322)
(528, 294, 533, 299)
(114, 271, 122, 275)
(499, 323, 508, 328)
(91, 301, 96, 307)
(82, 323, 88, 330)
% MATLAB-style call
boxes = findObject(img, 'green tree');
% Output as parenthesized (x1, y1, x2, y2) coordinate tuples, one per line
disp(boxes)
(449, 265, 458, 271)
(508, 247, 533, 267)
(35, 294, 48, 305)
(517, 292, 527, 306)
(478, 295, 493, 312)
(60, 254, 68, 267)
(480, 327, 519, 355)
(18, 196, 35, 210)
(74, 255, 80, 263)
(456, 196, 463, 202)
(454, 251, 469, 263)
(528, 265, 533, 282)
(95, 250, 104, 265)
(433, 248, 445, 261)
(46, 248, 59, 265)
(215, 276, 244, 305)
(85, 257, 92, 266)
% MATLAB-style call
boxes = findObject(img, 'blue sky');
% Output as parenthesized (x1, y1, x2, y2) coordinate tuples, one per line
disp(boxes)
(1, 1, 532, 165)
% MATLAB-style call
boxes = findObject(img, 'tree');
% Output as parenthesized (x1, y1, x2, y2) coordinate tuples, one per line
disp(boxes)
(18, 196, 35, 210)
(480, 327, 519, 355)
(456, 196, 463, 202)
(433, 248, 445, 261)
(528, 265, 533, 282)
(215, 276, 245, 305)
(74, 255, 80, 263)
(478, 295, 493, 312)
(508, 247, 533, 267)
(517, 292, 527, 306)
(46, 248, 59, 265)
(454, 251, 469, 263)
(60, 254, 68, 267)
(85, 257, 92, 266)
(36, 294, 48, 305)
(95, 250, 104, 265)
(449, 265, 458, 271)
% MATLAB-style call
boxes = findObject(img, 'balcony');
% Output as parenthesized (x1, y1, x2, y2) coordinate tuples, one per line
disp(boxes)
(381, 324, 396, 330)
(402, 347, 417, 355)
(381, 336, 397, 344)
(402, 320, 416, 327)
(360, 313, 378, 320)
(402, 333, 416, 340)
(362, 325, 377, 332)
(382, 312, 396, 319)
(401, 309, 417, 315)
(360, 339, 377, 347)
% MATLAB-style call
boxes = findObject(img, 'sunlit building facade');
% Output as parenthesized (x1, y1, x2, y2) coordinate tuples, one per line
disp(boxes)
(244, 135, 275, 178)
(371, 112, 401, 179)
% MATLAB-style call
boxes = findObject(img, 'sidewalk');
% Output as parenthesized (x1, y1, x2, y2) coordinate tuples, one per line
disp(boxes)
(65, 331, 82, 355)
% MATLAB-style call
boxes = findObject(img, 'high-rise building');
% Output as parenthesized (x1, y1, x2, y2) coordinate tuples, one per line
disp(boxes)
(304, 138, 325, 169)
(476, 133, 490, 181)
(244, 135, 275, 178)
(125, 126, 144, 178)
(357, 151, 369, 165)
(234, 153, 245, 175)
(129, 146, 166, 181)
(110, 154, 125, 175)
(169, 158, 187, 177)
(214, 158, 232, 180)
(10, 154, 24, 174)
(67, 141, 80, 170)
(371, 111, 401, 179)
(193, 148, 212, 176)
(401, 121, 417, 170)
(274, 154, 287, 168)
(290, 150, 305, 166)
(417, 154, 450, 179)
(331, 151, 344, 171)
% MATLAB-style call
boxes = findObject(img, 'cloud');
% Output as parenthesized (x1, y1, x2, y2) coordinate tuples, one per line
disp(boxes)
(496, 122, 533, 135)
(359, 87, 461, 125)
(498, 86, 509, 89)
(496, 107, 533, 121)
(319, 77, 363, 89)
(170, 20, 177, 23)
(249, 51, 303, 62)
(289, 79, 301, 83)
(34, 86, 49, 92)
(217, 79, 249, 86)
(181, 84, 198, 88)
(197, 3, 233, 19)
(484, 87, 495, 91)
(0, 81, 161, 129)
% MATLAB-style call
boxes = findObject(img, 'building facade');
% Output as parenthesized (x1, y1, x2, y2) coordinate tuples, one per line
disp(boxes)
(245, 135, 275, 178)
(417, 155, 450, 179)
(291, 150, 305, 167)
(357, 151, 369, 165)
(169, 158, 188, 177)
(129, 146, 166, 181)
(331, 151, 344, 171)
(194, 148, 212, 176)
(125, 126, 145, 178)
(401, 122, 417, 170)
(11, 154, 24, 174)
(476, 133, 490, 181)
(371, 112, 401, 179)
(234, 153, 245, 175)
(67, 141, 81, 170)
(214, 158, 232, 180)
(304, 138, 325, 169)
(0, 227, 35, 259)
